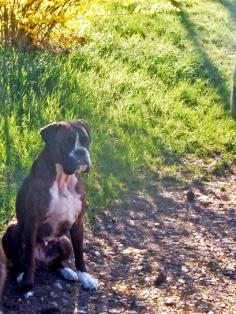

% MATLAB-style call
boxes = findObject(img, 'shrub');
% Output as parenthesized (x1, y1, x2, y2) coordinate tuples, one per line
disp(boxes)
(0, 0, 109, 50)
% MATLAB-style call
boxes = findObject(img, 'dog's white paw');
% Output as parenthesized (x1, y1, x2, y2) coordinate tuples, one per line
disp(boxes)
(58, 267, 79, 281)
(24, 291, 34, 298)
(16, 273, 34, 298)
(16, 272, 24, 284)
(77, 271, 98, 290)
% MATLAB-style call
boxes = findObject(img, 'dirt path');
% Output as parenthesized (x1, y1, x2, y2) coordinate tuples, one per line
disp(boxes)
(1, 170, 236, 313)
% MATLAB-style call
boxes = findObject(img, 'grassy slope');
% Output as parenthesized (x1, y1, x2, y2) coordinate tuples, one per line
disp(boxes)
(0, 0, 236, 226)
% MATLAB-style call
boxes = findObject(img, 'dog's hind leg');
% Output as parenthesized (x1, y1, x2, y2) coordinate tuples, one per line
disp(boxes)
(2, 223, 24, 274)
(45, 236, 78, 281)
(0, 246, 6, 297)
(46, 236, 72, 267)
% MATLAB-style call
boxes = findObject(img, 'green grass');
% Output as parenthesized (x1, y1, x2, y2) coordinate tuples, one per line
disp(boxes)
(0, 0, 236, 226)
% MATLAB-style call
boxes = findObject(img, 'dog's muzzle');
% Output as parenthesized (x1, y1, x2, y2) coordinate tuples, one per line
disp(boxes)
(64, 148, 91, 175)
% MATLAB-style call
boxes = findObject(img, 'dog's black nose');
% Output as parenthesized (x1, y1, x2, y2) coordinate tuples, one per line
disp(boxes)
(74, 148, 91, 167)
(74, 147, 87, 159)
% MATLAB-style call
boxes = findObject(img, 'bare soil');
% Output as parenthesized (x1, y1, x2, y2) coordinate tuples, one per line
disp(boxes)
(1, 170, 236, 314)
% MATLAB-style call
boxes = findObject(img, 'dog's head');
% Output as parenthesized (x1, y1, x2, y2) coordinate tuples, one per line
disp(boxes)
(40, 120, 91, 175)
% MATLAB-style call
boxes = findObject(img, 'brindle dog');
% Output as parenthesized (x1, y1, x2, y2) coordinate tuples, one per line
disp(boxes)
(2, 120, 98, 298)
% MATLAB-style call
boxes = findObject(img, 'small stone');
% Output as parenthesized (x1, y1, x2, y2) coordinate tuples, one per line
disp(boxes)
(90, 296, 99, 301)
(159, 283, 168, 290)
(186, 190, 195, 202)
(201, 201, 212, 207)
(61, 298, 68, 306)
(205, 279, 217, 286)
(181, 266, 189, 273)
(119, 299, 127, 305)
(50, 301, 58, 307)
(54, 281, 63, 290)
(230, 251, 236, 258)
(109, 309, 120, 314)
(222, 268, 236, 279)
(221, 194, 229, 201)
(165, 297, 176, 306)
(94, 251, 101, 257)
(50, 291, 56, 298)
(144, 276, 151, 283)
(154, 271, 167, 287)
(77, 310, 87, 314)
(135, 300, 145, 307)
(207, 260, 218, 271)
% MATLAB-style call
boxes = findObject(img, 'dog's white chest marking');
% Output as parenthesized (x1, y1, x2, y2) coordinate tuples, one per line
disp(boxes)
(46, 164, 82, 236)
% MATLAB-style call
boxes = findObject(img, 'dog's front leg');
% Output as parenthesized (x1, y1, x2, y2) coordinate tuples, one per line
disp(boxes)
(70, 219, 86, 272)
(17, 224, 37, 298)
(70, 219, 98, 290)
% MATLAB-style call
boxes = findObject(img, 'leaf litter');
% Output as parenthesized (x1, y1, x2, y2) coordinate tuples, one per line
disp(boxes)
(1, 168, 236, 313)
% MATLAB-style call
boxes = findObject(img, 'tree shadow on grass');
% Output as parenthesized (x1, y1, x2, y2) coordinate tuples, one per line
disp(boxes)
(216, 0, 236, 21)
(0, 47, 186, 224)
(86, 130, 184, 218)
(170, 0, 230, 112)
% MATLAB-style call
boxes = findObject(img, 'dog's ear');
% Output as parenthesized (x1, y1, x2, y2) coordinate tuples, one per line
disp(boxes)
(79, 119, 91, 140)
(40, 122, 60, 144)
(71, 119, 91, 141)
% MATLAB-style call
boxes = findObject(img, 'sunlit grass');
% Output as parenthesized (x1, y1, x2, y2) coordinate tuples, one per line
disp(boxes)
(0, 0, 236, 226)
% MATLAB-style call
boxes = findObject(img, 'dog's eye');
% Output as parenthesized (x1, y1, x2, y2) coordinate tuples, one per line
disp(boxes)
(63, 137, 74, 149)
(80, 135, 89, 147)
